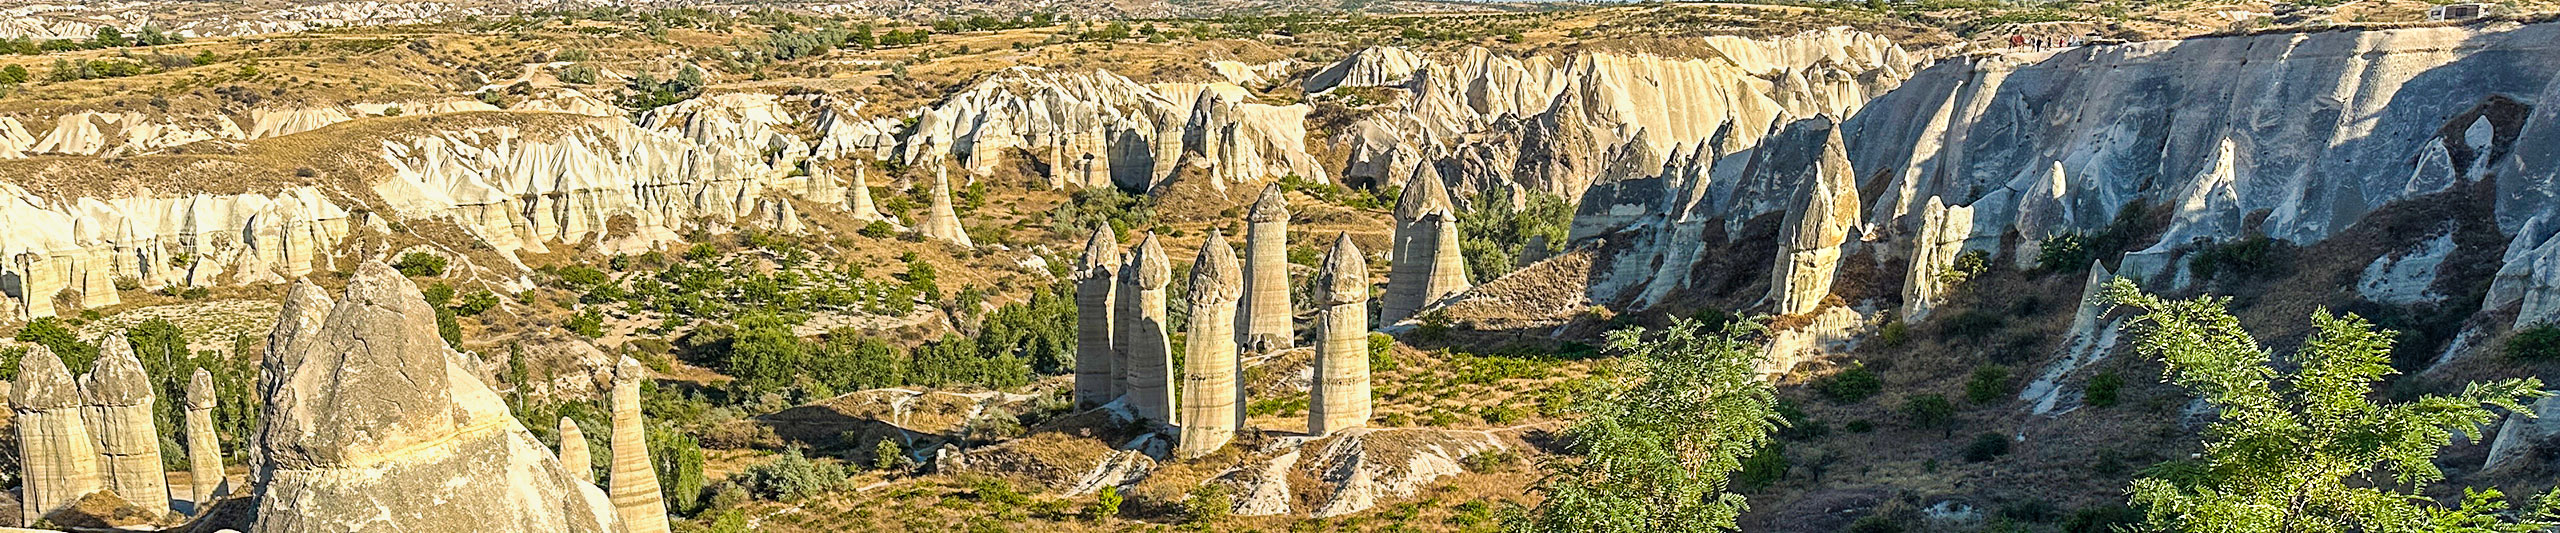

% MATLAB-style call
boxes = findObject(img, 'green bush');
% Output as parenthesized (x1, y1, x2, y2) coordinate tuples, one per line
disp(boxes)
(727, 448, 846, 501)
(2084, 371, 2123, 408)
(1181, 484, 1231, 525)
(1965, 366, 2012, 404)
(1962, 432, 2011, 462)
(2505, 323, 2560, 361)
(1735, 440, 1788, 491)
(393, 252, 448, 277)
(1816, 366, 1882, 403)
(2187, 233, 2285, 282)
(2060, 505, 2142, 533)
(1901, 394, 1955, 431)
(1367, 332, 1397, 371)
(1088, 486, 1121, 520)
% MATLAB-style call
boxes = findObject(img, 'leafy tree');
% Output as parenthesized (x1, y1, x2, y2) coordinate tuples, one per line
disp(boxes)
(1511, 316, 1779, 533)
(2104, 279, 2559, 532)
(12, 318, 98, 374)
(1459, 187, 1574, 283)
(652, 429, 708, 515)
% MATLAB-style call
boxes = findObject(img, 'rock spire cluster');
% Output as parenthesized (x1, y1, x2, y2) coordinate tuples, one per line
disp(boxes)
(12, 345, 103, 523)
(610, 356, 673, 533)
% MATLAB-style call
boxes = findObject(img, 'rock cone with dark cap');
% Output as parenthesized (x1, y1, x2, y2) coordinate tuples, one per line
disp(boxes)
(249, 260, 621, 533)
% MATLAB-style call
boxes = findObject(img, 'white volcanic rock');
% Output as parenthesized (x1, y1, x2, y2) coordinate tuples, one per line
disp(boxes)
(249, 261, 621, 533)
(901, 67, 1324, 191)
(1901, 196, 1975, 320)
(0, 184, 350, 317)
(1311, 29, 1913, 202)
(511, 89, 623, 117)
(33, 111, 247, 157)
(1564, 21, 2560, 319)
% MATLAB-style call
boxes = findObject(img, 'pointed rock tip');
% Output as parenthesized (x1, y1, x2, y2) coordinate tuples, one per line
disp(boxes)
(1246, 183, 1289, 223)
(615, 355, 649, 384)
(83, 332, 155, 406)
(1081, 226, 1121, 270)
(1129, 233, 1172, 289)
(187, 368, 216, 409)
(10, 345, 80, 410)
(1394, 169, 1453, 221)
(1189, 228, 1241, 301)
(1319, 233, 1369, 303)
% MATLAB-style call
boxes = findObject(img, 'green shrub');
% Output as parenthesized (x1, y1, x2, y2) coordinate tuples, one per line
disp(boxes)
(1180, 484, 1231, 525)
(2084, 371, 2123, 408)
(871, 438, 906, 471)
(2187, 233, 2285, 282)
(1816, 366, 1882, 403)
(392, 252, 448, 277)
(2505, 323, 2560, 361)
(1901, 394, 1955, 431)
(2060, 505, 2141, 533)
(1088, 486, 1121, 520)
(1878, 320, 1910, 348)
(858, 220, 896, 238)
(1735, 440, 1788, 491)
(1962, 432, 2011, 462)
(1367, 332, 1397, 371)
(1965, 366, 2012, 404)
(728, 448, 846, 501)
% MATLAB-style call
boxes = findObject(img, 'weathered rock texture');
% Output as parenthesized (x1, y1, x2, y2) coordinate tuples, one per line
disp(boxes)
(841, 165, 903, 230)
(900, 68, 1325, 191)
(1074, 227, 1122, 407)
(609, 357, 671, 533)
(13, 345, 103, 524)
(918, 168, 974, 248)
(1381, 170, 1468, 324)
(1309, 233, 1372, 437)
(82, 333, 170, 517)
(1305, 29, 1913, 201)
(1117, 233, 1175, 423)
(1764, 121, 1858, 316)
(1177, 229, 1244, 459)
(250, 261, 619, 533)
(1238, 184, 1293, 352)
(559, 418, 593, 486)
(186, 368, 224, 512)
(1900, 196, 1975, 321)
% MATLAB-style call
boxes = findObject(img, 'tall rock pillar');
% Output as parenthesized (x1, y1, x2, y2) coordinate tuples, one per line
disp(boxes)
(1768, 124, 1859, 316)
(1177, 229, 1244, 459)
(1383, 170, 1465, 324)
(16, 252, 56, 320)
(1901, 196, 1975, 321)
(610, 357, 672, 533)
(1239, 184, 1293, 352)
(1073, 226, 1122, 407)
(185, 368, 224, 512)
(1117, 233, 1175, 423)
(845, 164, 901, 230)
(1309, 233, 1372, 437)
(919, 167, 974, 248)
(13, 346, 102, 524)
(84, 332, 170, 516)
(559, 418, 593, 486)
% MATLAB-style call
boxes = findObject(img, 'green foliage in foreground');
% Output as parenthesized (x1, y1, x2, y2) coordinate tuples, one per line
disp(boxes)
(1459, 187, 1574, 283)
(2104, 279, 2559, 533)
(1511, 316, 1778, 533)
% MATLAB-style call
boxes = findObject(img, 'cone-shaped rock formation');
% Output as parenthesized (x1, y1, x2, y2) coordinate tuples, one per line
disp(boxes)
(186, 368, 224, 513)
(249, 260, 619, 533)
(1310, 233, 1372, 437)
(1383, 171, 1467, 324)
(1767, 122, 1857, 316)
(84, 332, 170, 517)
(610, 356, 672, 533)
(1239, 184, 1293, 352)
(1117, 233, 1175, 423)
(1074, 226, 1122, 407)
(14, 345, 103, 524)
(1178, 229, 1244, 459)
(560, 418, 592, 486)
(919, 167, 973, 248)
